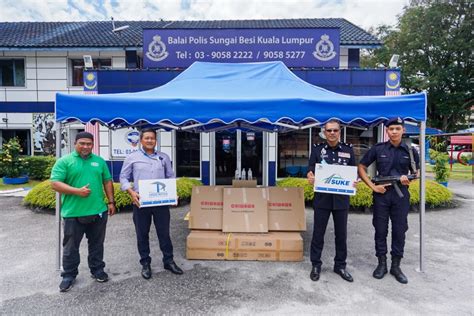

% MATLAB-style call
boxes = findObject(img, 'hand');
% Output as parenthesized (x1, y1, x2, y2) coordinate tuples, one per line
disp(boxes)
(77, 184, 91, 197)
(373, 184, 391, 194)
(307, 171, 315, 185)
(108, 204, 116, 216)
(400, 175, 410, 186)
(130, 191, 140, 207)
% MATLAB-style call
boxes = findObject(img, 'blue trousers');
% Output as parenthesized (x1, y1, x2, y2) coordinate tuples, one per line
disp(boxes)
(373, 186, 410, 257)
(310, 207, 348, 270)
(133, 205, 174, 266)
(61, 212, 108, 279)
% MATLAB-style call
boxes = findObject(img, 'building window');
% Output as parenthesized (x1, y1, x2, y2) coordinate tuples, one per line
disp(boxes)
(70, 58, 111, 86)
(0, 59, 25, 87)
(277, 130, 309, 178)
(176, 131, 200, 177)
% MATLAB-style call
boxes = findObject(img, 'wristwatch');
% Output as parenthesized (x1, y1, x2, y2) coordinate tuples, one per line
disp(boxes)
(108, 201, 115, 205)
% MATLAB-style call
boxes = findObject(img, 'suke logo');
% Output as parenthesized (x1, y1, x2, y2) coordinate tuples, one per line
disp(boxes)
(323, 174, 350, 186)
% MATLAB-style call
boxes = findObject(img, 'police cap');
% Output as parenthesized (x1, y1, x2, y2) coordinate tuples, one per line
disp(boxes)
(385, 117, 404, 127)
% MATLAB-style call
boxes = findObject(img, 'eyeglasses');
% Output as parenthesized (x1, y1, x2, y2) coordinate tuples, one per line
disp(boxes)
(325, 129, 340, 133)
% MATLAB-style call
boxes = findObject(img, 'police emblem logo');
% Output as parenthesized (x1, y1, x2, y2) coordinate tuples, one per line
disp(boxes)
(146, 35, 169, 62)
(313, 34, 337, 61)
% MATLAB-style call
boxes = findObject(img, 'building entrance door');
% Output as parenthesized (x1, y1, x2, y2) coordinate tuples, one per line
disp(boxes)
(215, 130, 262, 185)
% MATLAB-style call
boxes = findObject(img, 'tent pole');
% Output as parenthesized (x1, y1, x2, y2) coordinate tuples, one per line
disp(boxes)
(418, 120, 426, 272)
(55, 122, 62, 271)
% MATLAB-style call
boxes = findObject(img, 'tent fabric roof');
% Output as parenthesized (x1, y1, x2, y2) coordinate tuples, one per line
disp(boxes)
(56, 61, 426, 132)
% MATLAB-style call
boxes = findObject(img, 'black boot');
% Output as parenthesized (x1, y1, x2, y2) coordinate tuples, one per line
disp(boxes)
(390, 256, 408, 284)
(373, 255, 388, 279)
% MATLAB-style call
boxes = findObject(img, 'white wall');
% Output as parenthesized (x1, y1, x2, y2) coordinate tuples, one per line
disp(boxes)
(0, 49, 126, 128)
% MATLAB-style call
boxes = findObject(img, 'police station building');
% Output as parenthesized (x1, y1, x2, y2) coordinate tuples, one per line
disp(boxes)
(0, 19, 400, 185)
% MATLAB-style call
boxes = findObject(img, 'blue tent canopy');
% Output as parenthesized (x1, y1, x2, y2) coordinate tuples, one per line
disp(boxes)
(56, 61, 427, 131)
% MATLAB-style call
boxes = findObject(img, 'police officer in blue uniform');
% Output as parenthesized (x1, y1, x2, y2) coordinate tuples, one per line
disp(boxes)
(307, 120, 356, 282)
(358, 117, 419, 284)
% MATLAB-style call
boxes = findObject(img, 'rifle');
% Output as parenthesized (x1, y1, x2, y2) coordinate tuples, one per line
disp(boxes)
(371, 174, 418, 198)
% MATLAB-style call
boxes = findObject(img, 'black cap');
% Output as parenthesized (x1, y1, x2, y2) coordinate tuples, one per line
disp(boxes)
(386, 117, 404, 127)
(75, 131, 94, 141)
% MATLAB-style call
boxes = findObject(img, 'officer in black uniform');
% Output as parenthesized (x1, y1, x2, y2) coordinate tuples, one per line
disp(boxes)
(358, 117, 419, 284)
(307, 120, 356, 282)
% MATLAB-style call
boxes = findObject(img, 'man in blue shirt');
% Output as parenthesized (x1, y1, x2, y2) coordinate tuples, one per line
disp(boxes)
(358, 117, 419, 284)
(120, 128, 183, 279)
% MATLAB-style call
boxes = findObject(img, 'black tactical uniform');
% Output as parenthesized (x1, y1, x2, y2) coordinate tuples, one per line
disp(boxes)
(308, 142, 356, 271)
(359, 117, 420, 284)
(360, 140, 419, 258)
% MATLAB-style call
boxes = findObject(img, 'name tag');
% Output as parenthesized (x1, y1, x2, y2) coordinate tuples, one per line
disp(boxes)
(338, 152, 350, 158)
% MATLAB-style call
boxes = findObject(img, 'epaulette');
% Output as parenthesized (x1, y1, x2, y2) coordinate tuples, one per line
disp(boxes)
(342, 142, 353, 148)
(313, 143, 324, 147)
(374, 142, 385, 147)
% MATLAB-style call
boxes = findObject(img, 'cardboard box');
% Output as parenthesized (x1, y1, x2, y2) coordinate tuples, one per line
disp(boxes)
(186, 230, 303, 261)
(232, 179, 257, 187)
(188, 186, 224, 230)
(222, 187, 269, 233)
(267, 187, 306, 231)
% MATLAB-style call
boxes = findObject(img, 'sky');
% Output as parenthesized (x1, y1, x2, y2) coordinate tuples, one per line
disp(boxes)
(0, 0, 409, 31)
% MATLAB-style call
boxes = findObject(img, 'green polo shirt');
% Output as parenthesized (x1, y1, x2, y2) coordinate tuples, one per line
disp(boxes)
(50, 151, 112, 218)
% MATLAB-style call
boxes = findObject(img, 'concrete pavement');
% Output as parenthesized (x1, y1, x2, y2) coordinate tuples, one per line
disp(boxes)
(0, 180, 473, 315)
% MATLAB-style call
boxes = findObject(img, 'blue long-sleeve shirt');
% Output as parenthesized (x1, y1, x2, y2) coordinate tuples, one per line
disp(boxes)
(120, 149, 175, 193)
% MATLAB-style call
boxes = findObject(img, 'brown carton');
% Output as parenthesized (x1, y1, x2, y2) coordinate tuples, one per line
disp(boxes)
(222, 187, 268, 233)
(188, 186, 224, 230)
(186, 230, 303, 261)
(232, 179, 257, 187)
(267, 187, 306, 231)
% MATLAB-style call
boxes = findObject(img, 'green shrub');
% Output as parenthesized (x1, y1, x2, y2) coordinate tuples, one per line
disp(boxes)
(349, 182, 374, 208)
(24, 178, 203, 210)
(0, 138, 28, 178)
(23, 180, 56, 209)
(24, 156, 56, 180)
(433, 153, 450, 183)
(276, 177, 314, 202)
(276, 177, 452, 209)
(177, 177, 203, 201)
(408, 179, 453, 207)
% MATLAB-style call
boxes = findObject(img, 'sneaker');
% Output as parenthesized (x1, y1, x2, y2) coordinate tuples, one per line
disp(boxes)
(92, 271, 109, 283)
(59, 277, 75, 292)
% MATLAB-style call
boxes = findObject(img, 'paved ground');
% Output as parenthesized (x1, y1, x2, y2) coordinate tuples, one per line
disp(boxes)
(0, 180, 472, 315)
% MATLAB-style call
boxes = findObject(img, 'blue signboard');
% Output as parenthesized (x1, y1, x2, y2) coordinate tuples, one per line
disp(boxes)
(143, 28, 340, 68)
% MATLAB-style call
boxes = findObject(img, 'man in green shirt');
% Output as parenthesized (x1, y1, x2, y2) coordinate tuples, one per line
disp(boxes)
(51, 131, 116, 292)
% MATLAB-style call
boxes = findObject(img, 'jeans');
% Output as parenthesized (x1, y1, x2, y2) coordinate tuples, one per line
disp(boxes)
(61, 212, 108, 279)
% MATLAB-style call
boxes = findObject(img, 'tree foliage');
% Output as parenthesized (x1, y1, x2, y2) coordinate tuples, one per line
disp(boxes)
(362, 0, 473, 131)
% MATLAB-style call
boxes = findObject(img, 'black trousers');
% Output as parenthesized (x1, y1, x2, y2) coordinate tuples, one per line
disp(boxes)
(61, 212, 108, 279)
(133, 205, 174, 266)
(310, 207, 348, 270)
(372, 186, 410, 258)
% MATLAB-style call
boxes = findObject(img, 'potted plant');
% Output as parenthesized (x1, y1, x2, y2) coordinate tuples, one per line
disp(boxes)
(433, 152, 449, 187)
(0, 138, 29, 185)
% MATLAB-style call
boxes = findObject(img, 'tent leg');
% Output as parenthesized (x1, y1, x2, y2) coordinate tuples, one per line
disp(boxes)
(55, 122, 62, 271)
(417, 121, 426, 273)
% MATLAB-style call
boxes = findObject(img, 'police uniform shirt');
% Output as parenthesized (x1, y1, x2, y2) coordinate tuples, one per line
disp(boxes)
(308, 142, 356, 210)
(359, 141, 420, 177)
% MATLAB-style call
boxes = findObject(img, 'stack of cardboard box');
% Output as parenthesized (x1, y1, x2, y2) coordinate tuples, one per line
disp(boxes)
(187, 183, 306, 261)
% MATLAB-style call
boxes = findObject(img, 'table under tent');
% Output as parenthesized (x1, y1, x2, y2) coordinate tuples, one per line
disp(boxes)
(55, 61, 428, 270)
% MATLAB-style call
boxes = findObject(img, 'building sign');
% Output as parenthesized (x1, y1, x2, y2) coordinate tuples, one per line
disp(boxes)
(83, 71, 98, 94)
(111, 128, 141, 158)
(143, 28, 340, 68)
